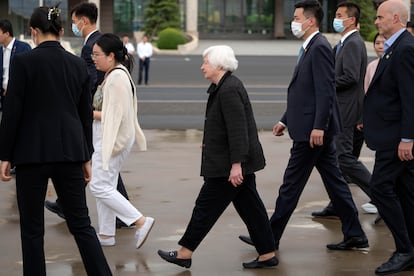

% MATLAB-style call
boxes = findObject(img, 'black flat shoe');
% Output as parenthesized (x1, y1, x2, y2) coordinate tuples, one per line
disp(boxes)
(157, 250, 191, 268)
(375, 251, 414, 275)
(239, 235, 254, 246)
(242, 256, 278, 269)
(327, 236, 369, 250)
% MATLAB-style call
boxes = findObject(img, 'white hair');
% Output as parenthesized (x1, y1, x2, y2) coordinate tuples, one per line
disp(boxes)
(202, 45, 238, 72)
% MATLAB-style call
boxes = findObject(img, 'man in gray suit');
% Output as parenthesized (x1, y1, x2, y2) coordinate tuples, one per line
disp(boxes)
(311, 2, 374, 218)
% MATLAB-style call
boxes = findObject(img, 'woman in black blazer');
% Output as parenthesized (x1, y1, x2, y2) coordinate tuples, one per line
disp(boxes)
(158, 45, 277, 269)
(0, 6, 112, 276)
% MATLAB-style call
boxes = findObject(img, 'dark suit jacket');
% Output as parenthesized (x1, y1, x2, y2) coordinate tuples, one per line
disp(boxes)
(201, 71, 265, 177)
(334, 31, 367, 127)
(0, 39, 32, 93)
(364, 30, 414, 151)
(0, 41, 92, 165)
(281, 33, 342, 142)
(81, 30, 104, 94)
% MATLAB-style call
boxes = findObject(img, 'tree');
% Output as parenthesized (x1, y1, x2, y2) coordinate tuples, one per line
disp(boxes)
(351, 0, 378, 40)
(142, 0, 181, 40)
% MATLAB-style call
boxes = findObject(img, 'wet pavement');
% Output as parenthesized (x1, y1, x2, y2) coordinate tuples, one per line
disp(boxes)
(1, 129, 413, 275)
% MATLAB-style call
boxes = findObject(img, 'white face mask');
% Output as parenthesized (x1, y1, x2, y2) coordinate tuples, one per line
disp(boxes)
(291, 19, 309, 38)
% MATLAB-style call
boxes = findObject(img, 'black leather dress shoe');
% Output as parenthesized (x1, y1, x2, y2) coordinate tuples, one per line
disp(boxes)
(157, 250, 191, 268)
(327, 236, 369, 250)
(375, 251, 414, 275)
(239, 235, 254, 246)
(44, 200, 65, 219)
(311, 207, 339, 219)
(243, 256, 278, 269)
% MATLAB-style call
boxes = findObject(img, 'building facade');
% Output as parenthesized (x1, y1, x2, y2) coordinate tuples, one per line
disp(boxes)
(1, 0, 412, 40)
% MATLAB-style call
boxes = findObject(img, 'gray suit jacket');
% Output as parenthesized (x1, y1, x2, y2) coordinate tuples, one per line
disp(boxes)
(334, 31, 367, 128)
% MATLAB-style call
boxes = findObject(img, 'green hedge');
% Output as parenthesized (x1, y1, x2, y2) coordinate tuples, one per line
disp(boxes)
(157, 28, 188, 50)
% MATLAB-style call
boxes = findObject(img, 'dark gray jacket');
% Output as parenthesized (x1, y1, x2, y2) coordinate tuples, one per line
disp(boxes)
(200, 72, 265, 177)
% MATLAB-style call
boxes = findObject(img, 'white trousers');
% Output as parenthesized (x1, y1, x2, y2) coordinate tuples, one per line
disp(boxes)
(89, 121, 142, 236)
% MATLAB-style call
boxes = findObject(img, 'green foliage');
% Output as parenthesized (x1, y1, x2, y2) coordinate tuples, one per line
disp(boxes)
(157, 28, 188, 50)
(355, 0, 377, 41)
(142, 0, 181, 39)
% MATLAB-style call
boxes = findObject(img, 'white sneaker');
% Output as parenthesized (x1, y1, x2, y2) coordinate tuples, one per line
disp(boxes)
(135, 217, 155, 249)
(361, 203, 378, 214)
(97, 234, 115, 246)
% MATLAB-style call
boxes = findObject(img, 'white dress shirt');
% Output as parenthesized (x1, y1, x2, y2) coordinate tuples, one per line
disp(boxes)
(2, 38, 15, 91)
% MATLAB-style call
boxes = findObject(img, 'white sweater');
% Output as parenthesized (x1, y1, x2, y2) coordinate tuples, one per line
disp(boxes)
(101, 64, 146, 170)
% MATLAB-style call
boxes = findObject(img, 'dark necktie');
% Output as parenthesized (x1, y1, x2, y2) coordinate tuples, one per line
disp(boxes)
(335, 40, 342, 56)
(297, 46, 304, 64)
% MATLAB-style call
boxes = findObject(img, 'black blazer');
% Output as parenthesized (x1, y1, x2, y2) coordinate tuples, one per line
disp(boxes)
(201, 72, 265, 177)
(281, 33, 342, 142)
(81, 30, 104, 94)
(0, 41, 92, 165)
(0, 39, 32, 93)
(364, 30, 414, 151)
(334, 31, 367, 127)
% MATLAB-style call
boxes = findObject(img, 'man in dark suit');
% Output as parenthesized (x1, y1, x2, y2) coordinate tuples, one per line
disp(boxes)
(312, 2, 374, 218)
(44, 2, 131, 229)
(364, 0, 414, 274)
(240, 0, 368, 251)
(0, 19, 31, 110)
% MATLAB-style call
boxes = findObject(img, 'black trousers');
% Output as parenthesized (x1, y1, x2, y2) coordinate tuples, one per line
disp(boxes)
(179, 174, 275, 255)
(371, 150, 414, 253)
(269, 138, 366, 244)
(16, 163, 112, 276)
(335, 126, 372, 197)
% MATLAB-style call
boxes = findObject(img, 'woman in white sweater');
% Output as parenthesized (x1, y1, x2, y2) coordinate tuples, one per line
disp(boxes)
(90, 33, 154, 248)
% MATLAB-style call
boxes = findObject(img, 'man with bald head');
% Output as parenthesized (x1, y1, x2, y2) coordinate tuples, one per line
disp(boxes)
(364, 0, 414, 274)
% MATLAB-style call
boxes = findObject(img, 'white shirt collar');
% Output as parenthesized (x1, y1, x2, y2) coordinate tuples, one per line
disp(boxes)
(340, 29, 357, 43)
(4, 38, 15, 51)
(302, 31, 319, 50)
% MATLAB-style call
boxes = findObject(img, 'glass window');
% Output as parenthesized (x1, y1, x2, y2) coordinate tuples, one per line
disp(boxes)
(198, 0, 274, 39)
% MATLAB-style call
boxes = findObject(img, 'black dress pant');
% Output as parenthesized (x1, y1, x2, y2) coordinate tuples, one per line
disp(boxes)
(370, 150, 414, 253)
(179, 174, 275, 255)
(335, 126, 371, 197)
(269, 138, 366, 244)
(16, 163, 112, 276)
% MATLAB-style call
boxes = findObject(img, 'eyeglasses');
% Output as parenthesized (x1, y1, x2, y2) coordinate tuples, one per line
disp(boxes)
(91, 52, 105, 59)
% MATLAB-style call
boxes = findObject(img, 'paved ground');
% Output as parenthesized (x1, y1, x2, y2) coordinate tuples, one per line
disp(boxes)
(0, 38, 398, 275)
(1, 129, 412, 275)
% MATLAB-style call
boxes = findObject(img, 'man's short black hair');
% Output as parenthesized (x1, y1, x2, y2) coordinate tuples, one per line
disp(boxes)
(294, 0, 324, 27)
(70, 2, 98, 24)
(0, 19, 13, 37)
(337, 2, 361, 26)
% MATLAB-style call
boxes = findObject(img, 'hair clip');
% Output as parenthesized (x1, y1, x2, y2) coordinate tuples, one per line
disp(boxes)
(48, 7, 61, 21)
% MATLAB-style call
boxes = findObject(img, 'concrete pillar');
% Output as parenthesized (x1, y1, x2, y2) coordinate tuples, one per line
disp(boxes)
(186, 0, 198, 38)
(89, 0, 100, 30)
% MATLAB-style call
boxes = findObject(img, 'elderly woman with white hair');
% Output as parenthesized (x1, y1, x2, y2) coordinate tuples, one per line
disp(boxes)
(157, 45, 278, 269)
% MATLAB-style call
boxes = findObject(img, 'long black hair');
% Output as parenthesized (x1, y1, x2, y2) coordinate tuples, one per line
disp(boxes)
(95, 33, 134, 73)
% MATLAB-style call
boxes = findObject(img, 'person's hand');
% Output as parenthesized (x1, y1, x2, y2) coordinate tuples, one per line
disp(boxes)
(82, 161, 92, 185)
(309, 129, 324, 148)
(398, 141, 413, 161)
(0, 161, 12, 181)
(228, 163, 243, 187)
(273, 123, 285, 136)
